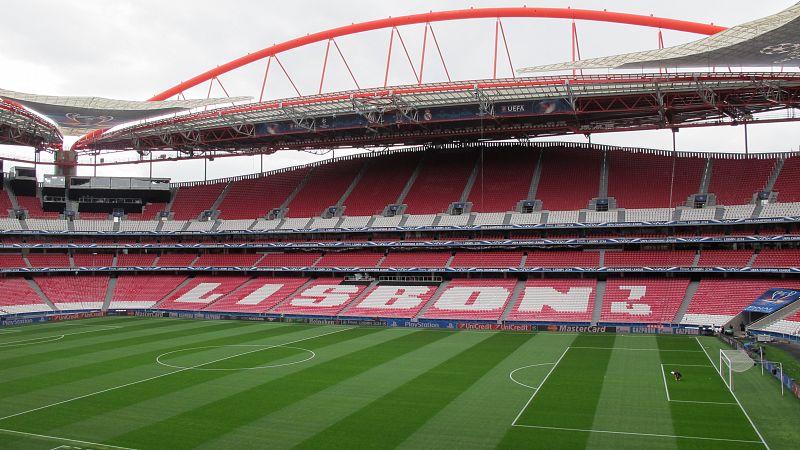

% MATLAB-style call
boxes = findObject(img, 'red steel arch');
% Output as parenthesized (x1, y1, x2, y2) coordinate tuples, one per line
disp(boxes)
(150, 7, 726, 101)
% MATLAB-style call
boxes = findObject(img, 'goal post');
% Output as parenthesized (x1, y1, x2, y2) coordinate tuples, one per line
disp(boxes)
(719, 349, 755, 392)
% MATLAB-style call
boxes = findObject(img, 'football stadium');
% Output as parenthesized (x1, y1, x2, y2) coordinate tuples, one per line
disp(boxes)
(1, 1, 800, 449)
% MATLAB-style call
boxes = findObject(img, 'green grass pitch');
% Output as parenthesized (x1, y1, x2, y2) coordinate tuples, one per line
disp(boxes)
(0, 316, 798, 449)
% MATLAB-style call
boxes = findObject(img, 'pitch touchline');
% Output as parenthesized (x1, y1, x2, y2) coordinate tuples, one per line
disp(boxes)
(0, 326, 353, 422)
(695, 337, 770, 450)
(570, 346, 703, 352)
(0, 427, 137, 450)
(511, 424, 763, 444)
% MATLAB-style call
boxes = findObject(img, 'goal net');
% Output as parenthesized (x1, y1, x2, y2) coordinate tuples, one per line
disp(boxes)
(719, 349, 755, 392)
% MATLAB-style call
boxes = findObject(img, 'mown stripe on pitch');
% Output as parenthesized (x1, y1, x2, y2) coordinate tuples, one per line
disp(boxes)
(657, 336, 762, 449)
(0, 321, 306, 401)
(104, 329, 451, 450)
(0, 324, 339, 433)
(499, 334, 617, 449)
(292, 332, 531, 450)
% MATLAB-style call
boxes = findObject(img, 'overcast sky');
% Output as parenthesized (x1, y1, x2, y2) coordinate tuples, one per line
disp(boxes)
(0, 0, 797, 182)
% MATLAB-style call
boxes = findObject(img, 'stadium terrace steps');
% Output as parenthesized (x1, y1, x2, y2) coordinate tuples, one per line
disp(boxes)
(592, 279, 606, 325)
(673, 280, 701, 324)
(500, 279, 526, 321)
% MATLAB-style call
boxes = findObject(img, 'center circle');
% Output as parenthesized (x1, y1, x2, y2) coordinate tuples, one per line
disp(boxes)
(156, 344, 315, 371)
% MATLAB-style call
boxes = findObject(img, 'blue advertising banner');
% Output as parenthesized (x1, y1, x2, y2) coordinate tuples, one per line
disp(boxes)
(743, 288, 800, 314)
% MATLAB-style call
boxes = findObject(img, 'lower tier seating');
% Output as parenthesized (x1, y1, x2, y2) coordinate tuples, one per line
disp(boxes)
(272, 278, 367, 316)
(204, 278, 310, 313)
(761, 310, 800, 336)
(600, 278, 689, 324)
(157, 276, 251, 310)
(109, 275, 188, 310)
(681, 279, 800, 326)
(422, 279, 516, 320)
(0, 278, 52, 315)
(344, 284, 438, 318)
(36, 275, 109, 311)
(506, 279, 596, 323)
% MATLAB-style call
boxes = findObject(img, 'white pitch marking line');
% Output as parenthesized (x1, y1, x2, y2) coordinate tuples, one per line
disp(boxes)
(155, 344, 316, 371)
(511, 424, 763, 445)
(0, 326, 354, 422)
(0, 426, 137, 449)
(660, 364, 671, 402)
(670, 399, 737, 405)
(511, 347, 569, 426)
(0, 326, 122, 348)
(508, 363, 556, 390)
(569, 346, 702, 352)
(695, 336, 770, 450)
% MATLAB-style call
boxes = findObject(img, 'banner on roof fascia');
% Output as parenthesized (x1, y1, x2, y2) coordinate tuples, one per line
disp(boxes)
(743, 288, 800, 314)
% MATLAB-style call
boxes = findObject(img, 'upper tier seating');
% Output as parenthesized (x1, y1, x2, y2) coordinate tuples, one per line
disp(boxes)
(772, 156, 800, 202)
(156, 253, 198, 267)
(697, 250, 753, 268)
(125, 201, 168, 220)
(109, 275, 187, 309)
(272, 278, 367, 316)
(344, 284, 438, 318)
(285, 161, 362, 217)
(314, 251, 383, 268)
(73, 253, 114, 267)
(403, 150, 476, 214)
(26, 253, 71, 268)
(170, 183, 226, 220)
(379, 251, 450, 269)
(467, 148, 538, 212)
(422, 278, 515, 320)
(0, 189, 14, 215)
(0, 253, 27, 268)
(681, 279, 800, 326)
(256, 252, 321, 267)
(16, 195, 60, 219)
(608, 151, 704, 208)
(342, 152, 421, 216)
(600, 278, 689, 324)
(116, 253, 157, 267)
(37, 275, 109, 311)
(0, 278, 52, 315)
(157, 276, 250, 310)
(218, 168, 310, 220)
(449, 251, 523, 269)
(535, 147, 601, 210)
(707, 157, 774, 205)
(507, 279, 596, 323)
(604, 250, 695, 267)
(203, 277, 309, 313)
(193, 253, 263, 267)
(752, 249, 800, 268)
(525, 251, 599, 268)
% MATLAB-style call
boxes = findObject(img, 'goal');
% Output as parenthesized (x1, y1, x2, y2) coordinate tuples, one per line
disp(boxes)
(719, 349, 755, 392)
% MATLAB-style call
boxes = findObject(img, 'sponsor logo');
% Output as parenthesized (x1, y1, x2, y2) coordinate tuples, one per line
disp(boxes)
(557, 325, 608, 333)
(457, 323, 532, 331)
(49, 311, 106, 322)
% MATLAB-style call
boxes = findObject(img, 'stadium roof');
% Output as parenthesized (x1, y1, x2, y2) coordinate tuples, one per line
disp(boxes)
(0, 88, 251, 136)
(518, 2, 800, 73)
(0, 98, 63, 149)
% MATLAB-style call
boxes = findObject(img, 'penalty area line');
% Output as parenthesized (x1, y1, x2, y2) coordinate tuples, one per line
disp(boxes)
(0, 427, 137, 450)
(511, 424, 763, 445)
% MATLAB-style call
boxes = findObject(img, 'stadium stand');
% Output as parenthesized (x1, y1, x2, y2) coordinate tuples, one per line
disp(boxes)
(0, 278, 52, 315)
(761, 310, 800, 337)
(285, 161, 362, 217)
(467, 148, 538, 212)
(342, 152, 421, 216)
(535, 146, 600, 210)
(423, 279, 515, 320)
(696, 249, 753, 267)
(525, 250, 599, 268)
(772, 155, 800, 202)
(115, 253, 157, 267)
(218, 168, 310, 219)
(125, 201, 168, 220)
(37, 275, 109, 311)
(272, 278, 367, 316)
(600, 278, 689, 324)
(314, 251, 383, 268)
(26, 253, 71, 268)
(156, 253, 198, 267)
(16, 195, 60, 219)
(681, 279, 800, 326)
(752, 249, 800, 268)
(157, 276, 250, 310)
(73, 253, 114, 267)
(759, 202, 800, 218)
(169, 183, 226, 220)
(0, 253, 27, 268)
(379, 251, 450, 269)
(708, 157, 774, 205)
(256, 252, 320, 267)
(344, 284, 438, 318)
(403, 150, 475, 214)
(604, 250, 695, 267)
(607, 151, 704, 208)
(449, 251, 523, 268)
(507, 279, 596, 323)
(109, 275, 188, 309)
(192, 253, 263, 267)
(203, 277, 309, 313)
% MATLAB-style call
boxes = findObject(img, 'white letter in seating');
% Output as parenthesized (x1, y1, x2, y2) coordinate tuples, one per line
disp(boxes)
(174, 283, 223, 303)
(610, 285, 651, 315)
(291, 284, 360, 307)
(357, 286, 431, 309)
(517, 287, 592, 312)
(434, 286, 509, 311)
(236, 283, 284, 305)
